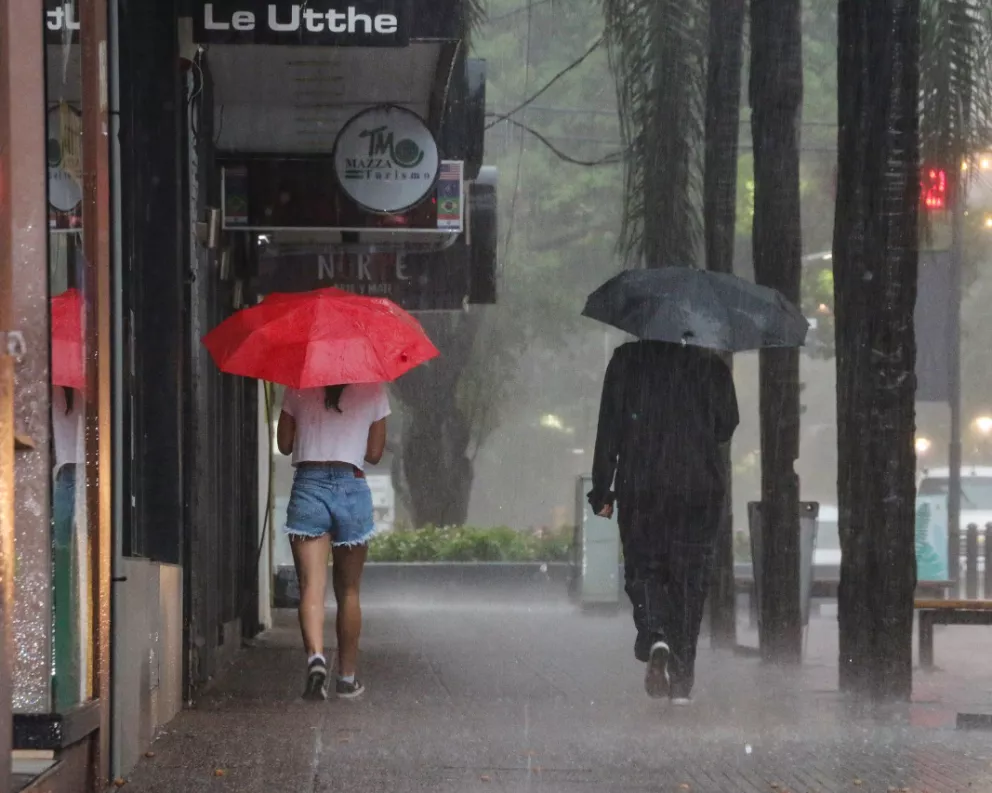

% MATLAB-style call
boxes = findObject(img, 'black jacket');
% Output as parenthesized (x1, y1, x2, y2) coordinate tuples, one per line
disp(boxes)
(588, 341, 739, 511)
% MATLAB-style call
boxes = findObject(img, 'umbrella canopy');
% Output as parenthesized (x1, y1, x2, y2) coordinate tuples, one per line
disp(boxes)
(51, 287, 85, 390)
(202, 287, 440, 388)
(582, 268, 809, 352)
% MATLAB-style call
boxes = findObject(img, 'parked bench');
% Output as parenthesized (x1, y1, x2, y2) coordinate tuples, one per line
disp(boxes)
(734, 575, 951, 630)
(916, 599, 992, 671)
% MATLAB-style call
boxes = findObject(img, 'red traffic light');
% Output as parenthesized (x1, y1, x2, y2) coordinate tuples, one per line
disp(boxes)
(921, 166, 947, 210)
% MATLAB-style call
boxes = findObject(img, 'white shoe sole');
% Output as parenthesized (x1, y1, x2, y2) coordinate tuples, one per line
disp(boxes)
(336, 682, 366, 700)
(645, 641, 671, 699)
(303, 671, 328, 701)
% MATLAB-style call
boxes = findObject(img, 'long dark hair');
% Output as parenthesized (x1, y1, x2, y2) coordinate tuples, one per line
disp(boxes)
(64, 387, 74, 415)
(324, 385, 346, 413)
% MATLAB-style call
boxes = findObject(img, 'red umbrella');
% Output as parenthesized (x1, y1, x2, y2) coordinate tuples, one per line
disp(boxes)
(51, 288, 85, 390)
(201, 288, 440, 388)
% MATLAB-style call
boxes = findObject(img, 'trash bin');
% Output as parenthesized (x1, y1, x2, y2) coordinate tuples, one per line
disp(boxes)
(572, 475, 621, 608)
(747, 501, 819, 632)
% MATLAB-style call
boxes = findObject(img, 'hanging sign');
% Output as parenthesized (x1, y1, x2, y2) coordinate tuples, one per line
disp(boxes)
(45, 1, 81, 43)
(252, 246, 470, 311)
(256, 250, 414, 298)
(332, 105, 440, 215)
(192, 0, 410, 46)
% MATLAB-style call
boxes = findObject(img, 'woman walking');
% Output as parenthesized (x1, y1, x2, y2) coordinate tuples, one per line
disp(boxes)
(277, 382, 390, 701)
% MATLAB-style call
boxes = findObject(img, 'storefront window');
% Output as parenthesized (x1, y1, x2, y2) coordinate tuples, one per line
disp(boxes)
(46, 20, 92, 712)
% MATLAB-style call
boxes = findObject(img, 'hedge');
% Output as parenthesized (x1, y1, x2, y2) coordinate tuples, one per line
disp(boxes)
(368, 525, 573, 563)
(367, 525, 751, 564)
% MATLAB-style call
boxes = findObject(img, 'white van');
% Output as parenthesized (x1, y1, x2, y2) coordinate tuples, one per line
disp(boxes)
(917, 466, 992, 530)
(814, 505, 840, 568)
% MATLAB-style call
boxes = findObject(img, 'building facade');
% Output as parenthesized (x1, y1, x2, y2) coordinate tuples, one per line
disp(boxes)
(2, 1, 488, 791)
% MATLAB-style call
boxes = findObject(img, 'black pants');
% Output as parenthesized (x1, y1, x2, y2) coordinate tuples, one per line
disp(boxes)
(618, 490, 723, 695)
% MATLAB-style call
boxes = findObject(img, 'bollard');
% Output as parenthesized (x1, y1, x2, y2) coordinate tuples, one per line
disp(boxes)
(967, 523, 980, 600)
(985, 524, 992, 600)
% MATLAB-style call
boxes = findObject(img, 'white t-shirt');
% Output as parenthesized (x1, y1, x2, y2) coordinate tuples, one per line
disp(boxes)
(52, 386, 84, 469)
(281, 384, 391, 469)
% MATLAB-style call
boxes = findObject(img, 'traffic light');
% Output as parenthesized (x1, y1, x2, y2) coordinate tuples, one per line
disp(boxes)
(921, 166, 948, 210)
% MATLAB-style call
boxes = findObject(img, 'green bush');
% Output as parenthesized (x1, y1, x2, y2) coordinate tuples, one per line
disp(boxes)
(368, 525, 573, 563)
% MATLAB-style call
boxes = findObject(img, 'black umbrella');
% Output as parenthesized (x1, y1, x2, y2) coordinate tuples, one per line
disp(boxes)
(582, 267, 809, 351)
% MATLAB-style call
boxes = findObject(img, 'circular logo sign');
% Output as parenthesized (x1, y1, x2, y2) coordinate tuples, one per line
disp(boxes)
(332, 105, 440, 215)
(47, 107, 82, 215)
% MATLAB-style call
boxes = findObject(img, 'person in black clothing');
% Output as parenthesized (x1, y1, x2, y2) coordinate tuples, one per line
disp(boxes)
(588, 340, 739, 704)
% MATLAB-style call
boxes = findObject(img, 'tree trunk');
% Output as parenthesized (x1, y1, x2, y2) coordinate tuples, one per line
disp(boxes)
(749, 0, 804, 664)
(703, 0, 746, 649)
(833, 0, 919, 701)
(603, 0, 707, 268)
(393, 313, 480, 527)
(643, 0, 700, 268)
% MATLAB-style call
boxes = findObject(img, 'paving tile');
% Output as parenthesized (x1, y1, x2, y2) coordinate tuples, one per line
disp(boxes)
(122, 595, 992, 793)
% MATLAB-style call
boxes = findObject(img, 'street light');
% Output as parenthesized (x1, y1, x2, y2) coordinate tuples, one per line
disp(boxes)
(916, 436, 933, 456)
(973, 415, 992, 437)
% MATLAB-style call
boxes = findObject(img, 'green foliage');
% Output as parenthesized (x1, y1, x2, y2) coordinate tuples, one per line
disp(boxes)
(368, 525, 574, 562)
(476, 0, 624, 337)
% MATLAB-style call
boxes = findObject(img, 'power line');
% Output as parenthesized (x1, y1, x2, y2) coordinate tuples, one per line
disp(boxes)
(488, 104, 618, 119)
(485, 36, 605, 130)
(487, 0, 556, 23)
(502, 2, 535, 259)
(490, 117, 625, 166)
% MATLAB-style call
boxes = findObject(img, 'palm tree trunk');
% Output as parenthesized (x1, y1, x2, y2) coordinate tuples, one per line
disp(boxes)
(602, 0, 707, 267)
(749, 0, 804, 663)
(833, 0, 919, 701)
(703, 0, 746, 648)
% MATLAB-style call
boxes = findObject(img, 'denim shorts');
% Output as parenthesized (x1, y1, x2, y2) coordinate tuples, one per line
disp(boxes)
(284, 467, 375, 547)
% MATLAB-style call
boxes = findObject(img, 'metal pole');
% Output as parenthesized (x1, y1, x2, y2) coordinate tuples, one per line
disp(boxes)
(80, 0, 113, 785)
(966, 523, 978, 599)
(948, 159, 964, 593)
(984, 523, 992, 599)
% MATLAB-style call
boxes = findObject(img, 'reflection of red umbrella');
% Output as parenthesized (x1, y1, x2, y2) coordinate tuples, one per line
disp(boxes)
(51, 288, 85, 389)
(201, 288, 440, 388)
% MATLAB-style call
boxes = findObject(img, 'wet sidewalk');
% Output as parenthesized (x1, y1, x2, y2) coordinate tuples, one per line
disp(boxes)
(123, 590, 992, 792)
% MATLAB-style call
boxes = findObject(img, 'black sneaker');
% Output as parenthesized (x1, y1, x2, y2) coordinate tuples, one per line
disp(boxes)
(303, 657, 328, 701)
(336, 677, 366, 700)
(645, 641, 671, 699)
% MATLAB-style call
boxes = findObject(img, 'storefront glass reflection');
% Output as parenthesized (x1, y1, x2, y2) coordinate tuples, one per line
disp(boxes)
(46, 21, 91, 712)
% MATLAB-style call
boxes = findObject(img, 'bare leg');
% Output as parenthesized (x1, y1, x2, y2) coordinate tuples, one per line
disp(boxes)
(290, 534, 331, 657)
(331, 543, 368, 677)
